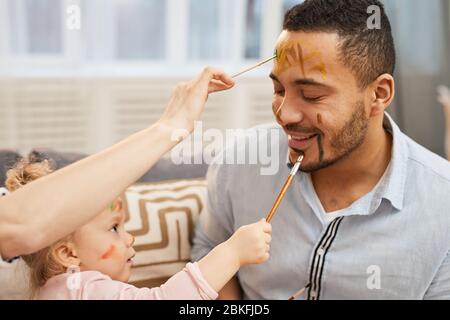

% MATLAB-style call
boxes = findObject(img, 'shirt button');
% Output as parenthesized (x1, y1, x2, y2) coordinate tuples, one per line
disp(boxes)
(317, 248, 325, 256)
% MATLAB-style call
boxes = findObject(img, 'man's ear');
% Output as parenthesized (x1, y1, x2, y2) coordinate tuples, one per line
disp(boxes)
(368, 74, 395, 117)
(52, 241, 80, 269)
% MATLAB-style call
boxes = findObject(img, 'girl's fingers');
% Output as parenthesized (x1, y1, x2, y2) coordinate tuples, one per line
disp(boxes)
(263, 222, 272, 233)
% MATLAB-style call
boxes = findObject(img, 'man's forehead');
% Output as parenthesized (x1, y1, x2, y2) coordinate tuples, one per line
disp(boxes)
(275, 30, 339, 51)
(272, 31, 344, 83)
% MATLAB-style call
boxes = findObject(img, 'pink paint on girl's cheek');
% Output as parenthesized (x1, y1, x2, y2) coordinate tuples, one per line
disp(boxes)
(100, 245, 116, 260)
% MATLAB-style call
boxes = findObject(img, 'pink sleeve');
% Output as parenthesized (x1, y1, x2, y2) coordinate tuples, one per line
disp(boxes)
(82, 262, 218, 300)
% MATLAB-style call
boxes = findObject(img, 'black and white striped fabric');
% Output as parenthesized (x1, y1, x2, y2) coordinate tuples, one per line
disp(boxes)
(307, 217, 345, 300)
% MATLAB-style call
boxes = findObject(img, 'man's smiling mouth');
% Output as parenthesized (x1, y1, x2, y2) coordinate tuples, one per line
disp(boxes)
(288, 132, 320, 151)
(289, 133, 319, 141)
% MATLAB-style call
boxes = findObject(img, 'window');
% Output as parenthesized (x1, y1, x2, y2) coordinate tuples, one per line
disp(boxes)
(8, 0, 63, 55)
(189, 0, 224, 60)
(115, 0, 166, 60)
(245, 0, 264, 59)
(1, 0, 303, 75)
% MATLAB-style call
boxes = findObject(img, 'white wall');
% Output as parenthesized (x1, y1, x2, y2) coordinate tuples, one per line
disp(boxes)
(0, 76, 275, 154)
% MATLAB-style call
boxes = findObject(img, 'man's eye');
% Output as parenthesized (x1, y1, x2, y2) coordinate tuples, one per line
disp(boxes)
(110, 224, 119, 233)
(274, 90, 285, 96)
(304, 96, 322, 101)
(302, 93, 324, 102)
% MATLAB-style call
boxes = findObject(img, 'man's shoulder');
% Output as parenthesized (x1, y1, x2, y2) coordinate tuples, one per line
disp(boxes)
(404, 134, 450, 184)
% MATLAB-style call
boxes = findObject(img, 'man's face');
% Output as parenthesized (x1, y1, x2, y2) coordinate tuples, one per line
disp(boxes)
(271, 31, 370, 172)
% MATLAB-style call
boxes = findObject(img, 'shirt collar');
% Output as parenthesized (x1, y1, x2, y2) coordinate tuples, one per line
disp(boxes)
(285, 112, 407, 213)
(375, 113, 407, 211)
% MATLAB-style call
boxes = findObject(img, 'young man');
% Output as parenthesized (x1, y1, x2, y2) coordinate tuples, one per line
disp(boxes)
(192, 0, 450, 299)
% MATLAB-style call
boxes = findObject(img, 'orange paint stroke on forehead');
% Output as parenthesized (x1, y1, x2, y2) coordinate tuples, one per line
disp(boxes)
(274, 40, 327, 80)
(101, 245, 116, 260)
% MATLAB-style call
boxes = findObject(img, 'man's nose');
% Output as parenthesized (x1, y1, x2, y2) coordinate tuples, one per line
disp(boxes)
(276, 96, 304, 125)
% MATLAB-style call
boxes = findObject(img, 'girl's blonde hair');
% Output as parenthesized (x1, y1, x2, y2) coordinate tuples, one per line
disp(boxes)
(6, 158, 68, 298)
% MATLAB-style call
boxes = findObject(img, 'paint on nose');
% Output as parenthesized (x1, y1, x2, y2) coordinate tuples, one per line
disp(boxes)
(101, 245, 116, 260)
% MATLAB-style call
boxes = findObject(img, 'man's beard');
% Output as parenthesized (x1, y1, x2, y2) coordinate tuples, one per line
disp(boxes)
(291, 101, 369, 173)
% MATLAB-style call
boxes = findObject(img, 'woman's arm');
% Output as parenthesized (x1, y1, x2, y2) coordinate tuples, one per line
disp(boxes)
(0, 67, 234, 260)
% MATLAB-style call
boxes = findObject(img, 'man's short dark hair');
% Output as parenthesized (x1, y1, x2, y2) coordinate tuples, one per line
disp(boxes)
(283, 0, 396, 89)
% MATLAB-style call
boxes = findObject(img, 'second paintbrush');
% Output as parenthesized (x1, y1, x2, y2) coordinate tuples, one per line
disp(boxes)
(265, 154, 304, 223)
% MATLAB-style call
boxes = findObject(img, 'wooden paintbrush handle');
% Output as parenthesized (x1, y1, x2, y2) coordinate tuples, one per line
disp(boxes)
(266, 175, 294, 223)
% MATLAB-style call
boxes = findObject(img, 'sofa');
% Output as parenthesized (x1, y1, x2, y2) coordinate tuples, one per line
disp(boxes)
(0, 148, 209, 299)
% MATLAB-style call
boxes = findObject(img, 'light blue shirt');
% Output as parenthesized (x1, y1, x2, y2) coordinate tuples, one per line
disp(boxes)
(192, 114, 450, 300)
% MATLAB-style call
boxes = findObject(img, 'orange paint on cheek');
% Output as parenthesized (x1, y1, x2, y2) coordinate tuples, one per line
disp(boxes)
(101, 245, 116, 260)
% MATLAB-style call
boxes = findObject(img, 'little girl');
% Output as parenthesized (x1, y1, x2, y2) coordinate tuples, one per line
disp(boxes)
(6, 159, 272, 300)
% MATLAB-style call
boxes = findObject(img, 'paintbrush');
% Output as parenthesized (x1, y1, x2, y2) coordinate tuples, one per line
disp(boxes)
(288, 283, 311, 300)
(265, 154, 304, 223)
(231, 54, 277, 78)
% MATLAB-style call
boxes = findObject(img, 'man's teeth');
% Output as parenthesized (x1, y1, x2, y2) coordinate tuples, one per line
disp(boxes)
(290, 134, 317, 141)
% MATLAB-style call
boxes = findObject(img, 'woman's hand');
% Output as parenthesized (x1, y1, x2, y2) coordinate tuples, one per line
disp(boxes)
(159, 67, 235, 133)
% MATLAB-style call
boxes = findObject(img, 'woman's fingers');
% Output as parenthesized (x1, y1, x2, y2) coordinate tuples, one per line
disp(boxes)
(159, 66, 236, 133)
(208, 79, 234, 93)
(209, 72, 235, 93)
(193, 67, 235, 94)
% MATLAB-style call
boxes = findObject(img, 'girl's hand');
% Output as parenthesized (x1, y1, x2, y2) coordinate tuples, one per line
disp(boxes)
(159, 67, 235, 133)
(225, 219, 272, 267)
